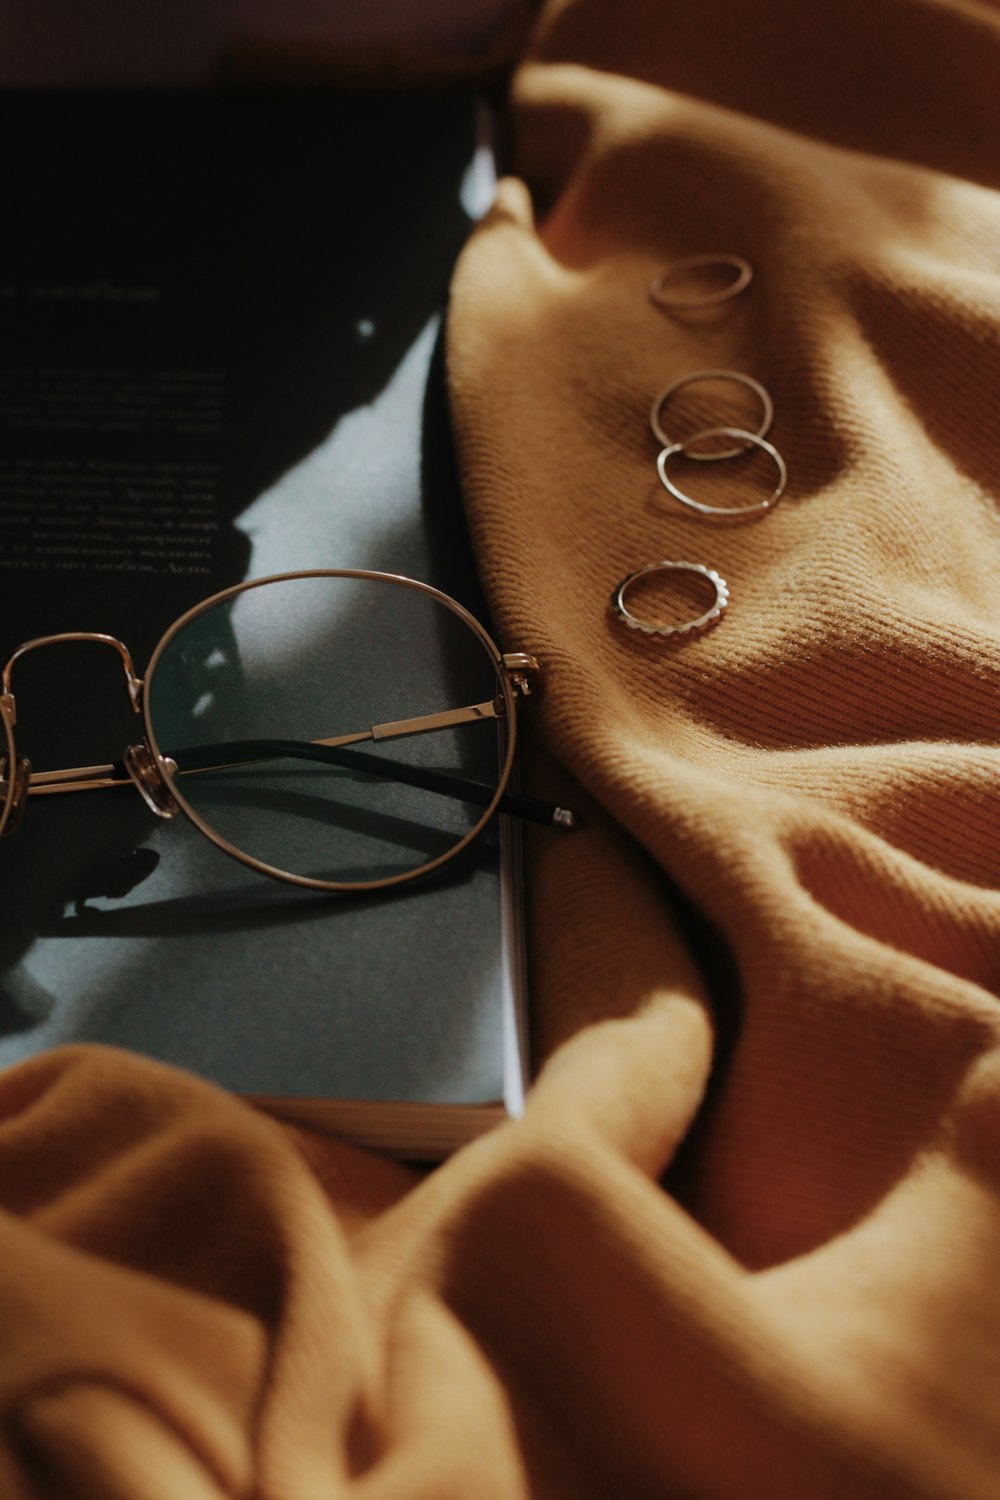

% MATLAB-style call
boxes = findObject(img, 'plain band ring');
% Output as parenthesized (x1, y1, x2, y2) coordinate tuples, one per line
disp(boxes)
(611, 561, 730, 637)
(650, 253, 753, 310)
(656, 427, 787, 517)
(649, 369, 774, 457)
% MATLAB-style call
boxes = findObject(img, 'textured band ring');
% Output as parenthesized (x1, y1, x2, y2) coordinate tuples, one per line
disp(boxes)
(611, 560, 730, 637)
(649, 369, 774, 457)
(649, 253, 753, 310)
(656, 427, 787, 517)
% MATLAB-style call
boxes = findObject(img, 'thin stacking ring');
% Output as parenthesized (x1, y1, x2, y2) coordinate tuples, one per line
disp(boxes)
(649, 253, 753, 310)
(656, 427, 787, 517)
(611, 561, 730, 637)
(649, 369, 774, 457)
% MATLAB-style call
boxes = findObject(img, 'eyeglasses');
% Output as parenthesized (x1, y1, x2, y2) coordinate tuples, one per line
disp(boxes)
(0, 569, 576, 892)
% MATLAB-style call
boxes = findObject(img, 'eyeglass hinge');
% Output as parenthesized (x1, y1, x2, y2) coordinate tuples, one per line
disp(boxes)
(502, 652, 541, 698)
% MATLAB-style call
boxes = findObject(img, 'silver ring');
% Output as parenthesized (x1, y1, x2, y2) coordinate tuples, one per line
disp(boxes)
(649, 369, 774, 457)
(611, 561, 730, 638)
(649, 253, 753, 310)
(656, 427, 787, 517)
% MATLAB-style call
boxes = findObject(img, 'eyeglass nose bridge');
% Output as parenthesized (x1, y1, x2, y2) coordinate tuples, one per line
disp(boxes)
(1, 632, 144, 723)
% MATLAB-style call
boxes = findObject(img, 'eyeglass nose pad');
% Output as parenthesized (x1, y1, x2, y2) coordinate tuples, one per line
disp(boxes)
(0, 755, 32, 837)
(124, 744, 180, 820)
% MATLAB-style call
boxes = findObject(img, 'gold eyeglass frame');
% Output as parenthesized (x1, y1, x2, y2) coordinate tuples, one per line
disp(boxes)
(0, 569, 573, 892)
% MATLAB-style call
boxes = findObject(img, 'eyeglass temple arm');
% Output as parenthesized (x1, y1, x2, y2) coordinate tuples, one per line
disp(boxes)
(20, 700, 490, 790)
(163, 737, 576, 830)
(24, 703, 579, 830)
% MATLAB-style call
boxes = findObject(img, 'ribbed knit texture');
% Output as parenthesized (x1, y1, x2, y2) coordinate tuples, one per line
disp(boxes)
(0, 2, 998, 1495)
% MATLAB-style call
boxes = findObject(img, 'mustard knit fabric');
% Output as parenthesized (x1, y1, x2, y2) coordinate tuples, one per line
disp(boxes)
(1, 2, 999, 1496)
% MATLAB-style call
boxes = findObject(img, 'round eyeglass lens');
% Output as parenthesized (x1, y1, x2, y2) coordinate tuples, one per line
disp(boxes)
(0, 703, 15, 838)
(143, 572, 514, 889)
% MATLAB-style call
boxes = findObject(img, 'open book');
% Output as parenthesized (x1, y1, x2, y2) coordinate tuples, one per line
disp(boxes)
(0, 88, 533, 1157)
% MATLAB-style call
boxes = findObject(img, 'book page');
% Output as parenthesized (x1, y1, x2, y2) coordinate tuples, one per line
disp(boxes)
(0, 91, 523, 1118)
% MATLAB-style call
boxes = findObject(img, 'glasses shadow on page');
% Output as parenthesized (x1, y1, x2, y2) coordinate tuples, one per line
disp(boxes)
(142, 772, 487, 879)
(0, 785, 499, 1030)
(43, 841, 499, 942)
